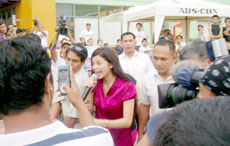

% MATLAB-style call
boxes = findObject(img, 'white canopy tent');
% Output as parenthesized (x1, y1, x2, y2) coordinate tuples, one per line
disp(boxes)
(103, 0, 230, 43)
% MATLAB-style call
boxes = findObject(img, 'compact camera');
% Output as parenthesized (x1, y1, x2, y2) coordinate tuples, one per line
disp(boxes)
(58, 65, 71, 95)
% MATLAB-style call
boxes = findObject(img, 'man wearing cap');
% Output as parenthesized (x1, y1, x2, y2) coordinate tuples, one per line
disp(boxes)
(138, 39, 177, 140)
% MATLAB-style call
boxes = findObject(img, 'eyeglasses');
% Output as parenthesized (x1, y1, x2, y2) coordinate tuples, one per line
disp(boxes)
(69, 45, 83, 51)
(68, 45, 87, 58)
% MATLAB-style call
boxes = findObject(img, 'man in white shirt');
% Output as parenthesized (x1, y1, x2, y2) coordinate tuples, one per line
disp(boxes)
(0, 36, 114, 146)
(119, 32, 155, 88)
(139, 38, 152, 57)
(80, 23, 94, 43)
(196, 24, 210, 42)
(138, 39, 177, 140)
(32, 22, 49, 48)
(133, 23, 146, 51)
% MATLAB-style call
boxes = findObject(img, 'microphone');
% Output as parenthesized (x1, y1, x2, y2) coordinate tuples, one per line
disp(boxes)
(82, 74, 98, 101)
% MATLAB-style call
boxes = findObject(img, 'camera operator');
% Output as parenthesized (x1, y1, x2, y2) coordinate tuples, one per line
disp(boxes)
(152, 96, 230, 146)
(137, 56, 230, 146)
(32, 18, 49, 49)
(198, 55, 230, 98)
(0, 36, 113, 146)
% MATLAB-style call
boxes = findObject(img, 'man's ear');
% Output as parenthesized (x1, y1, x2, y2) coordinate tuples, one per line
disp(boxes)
(44, 73, 53, 97)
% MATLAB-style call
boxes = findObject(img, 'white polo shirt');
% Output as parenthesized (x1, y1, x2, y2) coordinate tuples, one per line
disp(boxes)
(119, 51, 155, 87)
(0, 121, 114, 146)
(80, 30, 94, 42)
(140, 71, 175, 116)
(34, 31, 49, 48)
(133, 30, 146, 46)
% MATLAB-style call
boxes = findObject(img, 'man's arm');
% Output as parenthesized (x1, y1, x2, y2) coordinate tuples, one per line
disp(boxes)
(63, 68, 95, 127)
(138, 103, 150, 140)
(67, 28, 75, 44)
(31, 26, 36, 33)
(136, 133, 151, 146)
(50, 34, 59, 63)
(209, 25, 214, 40)
(216, 26, 223, 39)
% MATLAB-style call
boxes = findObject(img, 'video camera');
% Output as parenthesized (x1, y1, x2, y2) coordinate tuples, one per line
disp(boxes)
(57, 15, 68, 36)
(158, 70, 204, 108)
(33, 17, 39, 26)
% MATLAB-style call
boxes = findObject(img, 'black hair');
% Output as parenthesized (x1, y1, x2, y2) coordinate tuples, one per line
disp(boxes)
(225, 17, 230, 22)
(117, 39, 121, 43)
(136, 23, 142, 27)
(16, 29, 23, 34)
(0, 36, 51, 115)
(97, 39, 103, 44)
(198, 24, 203, 28)
(212, 15, 219, 19)
(24, 33, 41, 44)
(121, 32, 136, 41)
(163, 29, 170, 33)
(103, 43, 109, 47)
(154, 39, 175, 54)
(153, 96, 230, 146)
(142, 38, 147, 42)
(86, 23, 91, 26)
(91, 48, 132, 82)
(66, 43, 88, 62)
(176, 35, 183, 39)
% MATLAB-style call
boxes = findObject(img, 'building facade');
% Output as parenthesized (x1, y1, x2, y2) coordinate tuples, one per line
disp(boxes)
(0, 0, 229, 44)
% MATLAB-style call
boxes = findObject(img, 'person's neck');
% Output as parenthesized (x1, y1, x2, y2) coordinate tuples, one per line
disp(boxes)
(159, 72, 170, 81)
(3, 104, 51, 134)
(0, 32, 5, 36)
(103, 73, 116, 88)
(124, 50, 135, 58)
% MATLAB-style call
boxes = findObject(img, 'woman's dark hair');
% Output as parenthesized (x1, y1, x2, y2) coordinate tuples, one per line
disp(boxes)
(66, 43, 88, 62)
(225, 17, 230, 22)
(91, 48, 132, 82)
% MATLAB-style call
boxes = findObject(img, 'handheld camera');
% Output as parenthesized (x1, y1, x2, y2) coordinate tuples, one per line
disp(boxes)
(33, 17, 39, 26)
(58, 65, 71, 95)
(57, 15, 68, 36)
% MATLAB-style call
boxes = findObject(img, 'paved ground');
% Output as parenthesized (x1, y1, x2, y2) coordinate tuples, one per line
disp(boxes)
(0, 120, 4, 134)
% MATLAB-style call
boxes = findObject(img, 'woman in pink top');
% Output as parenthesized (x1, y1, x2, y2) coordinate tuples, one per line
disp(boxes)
(85, 48, 136, 146)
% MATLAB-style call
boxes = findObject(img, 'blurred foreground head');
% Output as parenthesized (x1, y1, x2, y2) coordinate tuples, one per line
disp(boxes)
(153, 96, 230, 146)
(0, 36, 51, 115)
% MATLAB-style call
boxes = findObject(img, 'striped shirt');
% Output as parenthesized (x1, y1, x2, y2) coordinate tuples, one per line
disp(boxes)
(0, 121, 114, 146)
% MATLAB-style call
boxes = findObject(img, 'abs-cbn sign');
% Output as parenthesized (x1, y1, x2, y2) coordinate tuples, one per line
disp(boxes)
(179, 8, 217, 15)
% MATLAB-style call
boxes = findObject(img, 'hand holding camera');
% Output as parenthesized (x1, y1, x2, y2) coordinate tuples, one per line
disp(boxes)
(58, 65, 82, 106)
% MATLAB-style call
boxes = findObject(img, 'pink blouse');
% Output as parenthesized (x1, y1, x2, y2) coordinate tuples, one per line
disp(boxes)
(93, 76, 136, 146)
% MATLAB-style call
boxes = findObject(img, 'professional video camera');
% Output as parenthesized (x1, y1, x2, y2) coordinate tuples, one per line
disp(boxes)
(57, 15, 68, 36)
(158, 70, 204, 108)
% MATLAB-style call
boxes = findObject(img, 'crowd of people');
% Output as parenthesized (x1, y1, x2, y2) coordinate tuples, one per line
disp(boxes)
(0, 14, 230, 146)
